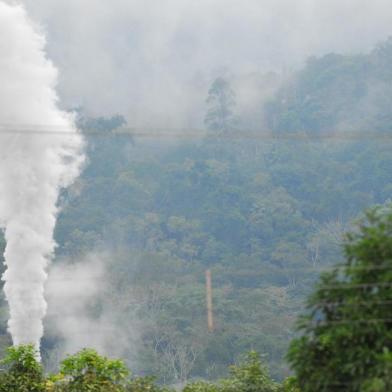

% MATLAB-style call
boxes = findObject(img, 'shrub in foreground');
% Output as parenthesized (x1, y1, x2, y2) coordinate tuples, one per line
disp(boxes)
(0, 345, 45, 392)
(0, 346, 286, 391)
(288, 205, 392, 391)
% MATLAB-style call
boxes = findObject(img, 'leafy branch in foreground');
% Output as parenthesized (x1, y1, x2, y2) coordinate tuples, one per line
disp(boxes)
(0, 345, 45, 392)
(287, 204, 392, 392)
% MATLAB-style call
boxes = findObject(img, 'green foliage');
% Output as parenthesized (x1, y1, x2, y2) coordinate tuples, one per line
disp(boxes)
(287, 205, 392, 391)
(0, 347, 280, 391)
(47, 349, 174, 391)
(266, 37, 392, 135)
(183, 381, 220, 392)
(126, 376, 174, 392)
(220, 352, 281, 392)
(54, 349, 129, 391)
(281, 377, 300, 392)
(184, 352, 281, 392)
(0, 345, 45, 392)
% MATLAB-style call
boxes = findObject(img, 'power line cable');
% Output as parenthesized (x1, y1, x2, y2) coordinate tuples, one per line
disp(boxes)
(319, 282, 392, 290)
(0, 125, 392, 140)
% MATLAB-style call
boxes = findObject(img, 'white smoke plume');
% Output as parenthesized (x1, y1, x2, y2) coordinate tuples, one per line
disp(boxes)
(0, 1, 84, 351)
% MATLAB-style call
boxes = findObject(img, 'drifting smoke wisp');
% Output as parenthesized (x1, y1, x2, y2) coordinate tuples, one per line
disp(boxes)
(0, 2, 84, 350)
(44, 254, 139, 368)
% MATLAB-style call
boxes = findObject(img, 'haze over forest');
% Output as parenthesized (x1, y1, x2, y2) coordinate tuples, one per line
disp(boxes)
(0, 1, 392, 390)
(21, 0, 392, 125)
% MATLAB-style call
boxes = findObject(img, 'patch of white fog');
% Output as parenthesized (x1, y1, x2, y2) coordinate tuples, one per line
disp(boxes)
(21, 0, 392, 127)
(44, 254, 138, 368)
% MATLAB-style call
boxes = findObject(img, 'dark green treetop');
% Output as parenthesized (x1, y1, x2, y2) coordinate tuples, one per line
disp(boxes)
(287, 204, 392, 391)
(53, 348, 129, 391)
(0, 345, 45, 392)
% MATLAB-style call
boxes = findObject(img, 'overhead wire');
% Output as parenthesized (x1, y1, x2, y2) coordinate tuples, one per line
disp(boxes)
(0, 125, 392, 140)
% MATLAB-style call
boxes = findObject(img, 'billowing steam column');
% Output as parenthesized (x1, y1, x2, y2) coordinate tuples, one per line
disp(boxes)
(0, 2, 84, 352)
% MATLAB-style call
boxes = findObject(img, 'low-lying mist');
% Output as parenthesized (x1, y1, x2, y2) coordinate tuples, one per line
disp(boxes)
(22, 0, 392, 127)
(44, 252, 140, 371)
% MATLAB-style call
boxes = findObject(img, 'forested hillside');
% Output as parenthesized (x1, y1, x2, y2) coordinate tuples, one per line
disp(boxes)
(1, 39, 392, 383)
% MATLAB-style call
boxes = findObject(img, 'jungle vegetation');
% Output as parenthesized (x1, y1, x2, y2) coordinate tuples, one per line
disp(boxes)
(0, 38, 392, 388)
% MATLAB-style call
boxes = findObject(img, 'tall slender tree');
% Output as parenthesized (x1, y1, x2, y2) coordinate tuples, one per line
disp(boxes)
(204, 77, 238, 135)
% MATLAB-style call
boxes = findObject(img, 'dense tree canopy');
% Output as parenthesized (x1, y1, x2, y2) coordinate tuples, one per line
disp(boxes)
(43, 42, 392, 381)
(0, 38, 391, 385)
(266, 37, 392, 135)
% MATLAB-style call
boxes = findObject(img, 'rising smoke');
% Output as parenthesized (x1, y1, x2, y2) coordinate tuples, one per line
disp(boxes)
(0, 1, 84, 351)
